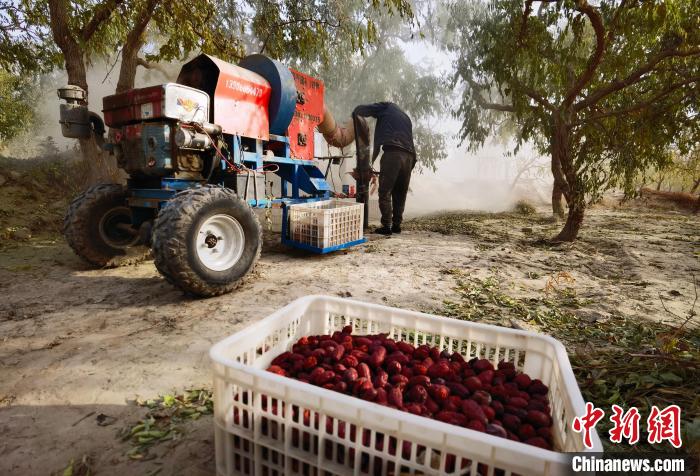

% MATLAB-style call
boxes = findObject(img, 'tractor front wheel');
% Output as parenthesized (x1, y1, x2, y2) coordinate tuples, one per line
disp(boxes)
(64, 183, 149, 267)
(151, 186, 262, 297)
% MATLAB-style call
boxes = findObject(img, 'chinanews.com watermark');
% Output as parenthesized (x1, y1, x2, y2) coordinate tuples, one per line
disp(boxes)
(569, 454, 695, 475)
(567, 403, 697, 475)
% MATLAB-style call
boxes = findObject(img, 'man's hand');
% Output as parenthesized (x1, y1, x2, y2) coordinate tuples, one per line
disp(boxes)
(349, 167, 378, 181)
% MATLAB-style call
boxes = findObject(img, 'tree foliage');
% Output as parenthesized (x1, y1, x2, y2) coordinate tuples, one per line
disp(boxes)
(11, 0, 441, 168)
(148, 0, 415, 67)
(4, 0, 437, 169)
(447, 0, 700, 240)
(0, 71, 39, 147)
(318, 45, 448, 169)
(648, 146, 700, 193)
(205, 0, 446, 172)
(3, 0, 415, 93)
(0, 0, 61, 73)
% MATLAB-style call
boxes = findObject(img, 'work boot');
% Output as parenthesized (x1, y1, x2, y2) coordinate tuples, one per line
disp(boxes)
(374, 226, 392, 235)
(391, 224, 401, 234)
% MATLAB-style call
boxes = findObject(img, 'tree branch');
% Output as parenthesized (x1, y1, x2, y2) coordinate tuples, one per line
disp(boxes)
(575, 47, 700, 111)
(126, 0, 158, 49)
(47, 0, 72, 52)
(578, 76, 700, 124)
(466, 76, 515, 112)
(517, 0, 534, 45)
(511, 77, 555, 110)
(80, 0, 125, 43)
(465, 73, 553, 112)
(136, 57, 168, 76)
(260, 16, 341, 53)
(116, 0, 159, 93)
(48, 0, 88, 91)
(605, 0, 628, 44)
(562, 0, 606, 108)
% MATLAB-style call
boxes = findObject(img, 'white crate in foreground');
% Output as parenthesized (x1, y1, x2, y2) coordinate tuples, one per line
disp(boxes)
(284, 199, 365, 253)
(210, 296, 602, 476)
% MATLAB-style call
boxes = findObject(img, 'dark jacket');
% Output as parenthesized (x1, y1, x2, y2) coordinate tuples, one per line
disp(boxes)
(352, 102, 415, 162)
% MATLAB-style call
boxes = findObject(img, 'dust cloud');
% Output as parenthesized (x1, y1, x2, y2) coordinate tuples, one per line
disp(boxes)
(405, 144, 552, 217)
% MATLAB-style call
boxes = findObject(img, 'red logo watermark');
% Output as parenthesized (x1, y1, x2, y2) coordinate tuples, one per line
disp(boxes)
(609, 404, 641, 445)
(572, 403, 682, 449)
(647, 405, 682, 448)
(572, 402, 605, 449)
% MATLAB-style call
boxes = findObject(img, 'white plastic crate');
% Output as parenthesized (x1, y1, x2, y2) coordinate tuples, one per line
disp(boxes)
(210, 296, 602, 476)
(287, 200, 364, 249)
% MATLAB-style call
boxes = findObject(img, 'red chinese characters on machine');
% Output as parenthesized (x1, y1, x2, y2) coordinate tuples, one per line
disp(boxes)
(288, 69, 324, 161)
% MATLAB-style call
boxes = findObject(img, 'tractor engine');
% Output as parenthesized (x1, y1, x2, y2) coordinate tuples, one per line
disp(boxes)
(102, 83, 217, 180)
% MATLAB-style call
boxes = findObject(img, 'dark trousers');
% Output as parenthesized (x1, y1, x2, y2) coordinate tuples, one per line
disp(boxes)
(378, 148, 414, 227)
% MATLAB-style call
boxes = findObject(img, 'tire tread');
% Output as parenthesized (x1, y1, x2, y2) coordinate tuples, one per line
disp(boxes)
(63, 183, 149, 267)
(151, 186, 262, 297)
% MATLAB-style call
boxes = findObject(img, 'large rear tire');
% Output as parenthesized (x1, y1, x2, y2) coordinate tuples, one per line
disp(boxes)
(64, 183, 149, 267)
(151, 186, 262, 297)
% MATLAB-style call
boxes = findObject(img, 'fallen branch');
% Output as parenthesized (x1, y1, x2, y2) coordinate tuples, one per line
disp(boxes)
(628, 353, 699, 368)
(71, 410, 96, 426)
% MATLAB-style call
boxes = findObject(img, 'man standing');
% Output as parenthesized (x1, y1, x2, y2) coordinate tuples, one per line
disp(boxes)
(352, 102, 416, 235)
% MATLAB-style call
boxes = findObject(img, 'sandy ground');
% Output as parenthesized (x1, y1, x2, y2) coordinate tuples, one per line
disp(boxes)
(1, 203, 698, 475)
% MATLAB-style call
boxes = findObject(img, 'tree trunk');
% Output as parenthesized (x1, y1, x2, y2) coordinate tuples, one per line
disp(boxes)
(550, 121, 570, 220)
(48, 0, 96, 167)
(48, 0, 125, 185)
(554, 198, 585, 242)
(48, 0, 88, 96)
(64, 49, 104, 179)
(509, 168, 527, 191)
(691, 178, 700, 194)
(117, 53, 141, 94)
(116, 0, 158, 93)
(550, 112, 585, 241)
(551, 181, 566, 218)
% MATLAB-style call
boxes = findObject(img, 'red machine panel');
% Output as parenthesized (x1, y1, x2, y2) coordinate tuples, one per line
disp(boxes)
(288, 69, 324, 161)
(213, 61, 272, 140)
(103, 86, 163, 127)
(177, 55, 271, 140)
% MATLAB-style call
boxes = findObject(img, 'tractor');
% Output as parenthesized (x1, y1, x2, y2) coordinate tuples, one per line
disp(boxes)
(58, 54, 362, 297)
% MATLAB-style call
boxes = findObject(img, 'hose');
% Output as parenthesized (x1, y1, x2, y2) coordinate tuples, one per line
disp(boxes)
(318, 105, 355, 148)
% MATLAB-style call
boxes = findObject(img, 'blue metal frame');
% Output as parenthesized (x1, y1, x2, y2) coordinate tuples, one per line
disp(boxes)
(127, 132, 361, 254)
(226, 133, 332, 204)
(281, 236, 367, 254)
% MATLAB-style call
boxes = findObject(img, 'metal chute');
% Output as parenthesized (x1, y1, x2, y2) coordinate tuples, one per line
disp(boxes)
(318, 105, 355, 148)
